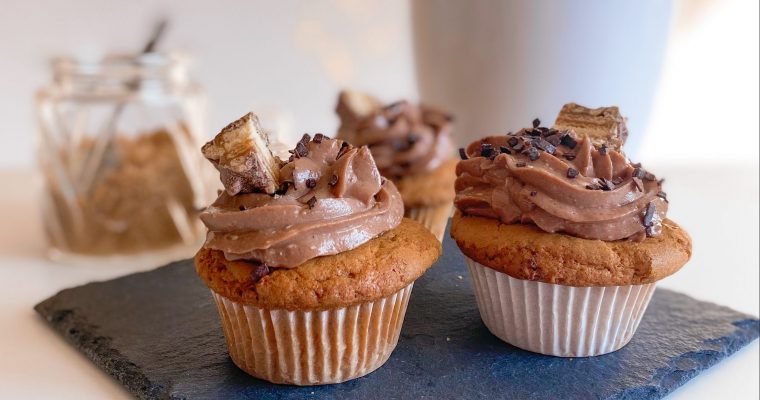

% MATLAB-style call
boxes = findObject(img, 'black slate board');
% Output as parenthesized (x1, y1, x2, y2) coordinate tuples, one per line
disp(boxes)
(36, 225, 759, 400)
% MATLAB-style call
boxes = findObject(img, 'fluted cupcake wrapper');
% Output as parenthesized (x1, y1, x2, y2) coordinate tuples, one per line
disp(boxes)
(465, 257, 656, 357)
(406, 203, 453, 242)
(210, 283, 414, 385)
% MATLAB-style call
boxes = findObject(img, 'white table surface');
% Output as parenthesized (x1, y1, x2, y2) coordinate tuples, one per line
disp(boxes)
(0, 165, 757, 399)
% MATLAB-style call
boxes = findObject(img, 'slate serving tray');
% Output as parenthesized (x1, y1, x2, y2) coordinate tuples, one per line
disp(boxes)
(36, 225, 759, 400)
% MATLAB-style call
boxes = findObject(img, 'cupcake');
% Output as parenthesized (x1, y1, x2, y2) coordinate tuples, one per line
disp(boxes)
(335, 90, 457, 241)
(451, 103, 692, 357)
(195, 112, 441, 384)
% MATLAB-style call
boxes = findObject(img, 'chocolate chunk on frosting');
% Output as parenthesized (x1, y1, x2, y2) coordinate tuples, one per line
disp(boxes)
(336, 90, 454, 179)
(454, 116, 667, 241)
(200, 130, 404, 267)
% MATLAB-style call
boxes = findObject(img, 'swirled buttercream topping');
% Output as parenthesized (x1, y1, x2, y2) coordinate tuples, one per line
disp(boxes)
(454, 124, 668, 241)
(336, 91, 454, 179)
(200, 134, 404, 267)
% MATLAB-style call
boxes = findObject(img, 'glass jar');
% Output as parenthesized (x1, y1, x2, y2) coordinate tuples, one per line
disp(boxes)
(36, 53, 216, 263)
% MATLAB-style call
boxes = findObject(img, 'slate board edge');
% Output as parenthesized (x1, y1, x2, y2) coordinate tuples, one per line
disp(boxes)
(33, 261, 190, 400)
(34, 260, 760, 400)
(614, 318, 759, 400)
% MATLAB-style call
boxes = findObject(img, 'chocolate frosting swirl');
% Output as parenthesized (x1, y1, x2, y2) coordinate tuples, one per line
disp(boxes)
(200, 136, 404, 267)
(336, 94, 454, 179)
(455, 128, 668, 241)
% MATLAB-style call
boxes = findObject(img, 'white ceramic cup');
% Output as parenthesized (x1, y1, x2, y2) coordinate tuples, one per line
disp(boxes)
(411, 0, 673, 158)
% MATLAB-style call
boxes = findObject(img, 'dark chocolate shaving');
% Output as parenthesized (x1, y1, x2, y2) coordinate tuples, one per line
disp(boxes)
(328, 174, 339, 186)
(598, 144, 608, 156)
(646, 224, 662, 236)
(643, 202, 656, 227)
(599, 178, 615, 191)
(294, 142, 308, 158)
(336, 141, 351, 159)
(527, 147, 540, 161)
(459, 148, 468, 160)
(508, 137, 519, 147)
(480, 143, 495, 158)
(657, 191, 669, 203)
(560, 134, 577, 149)
(313, 133, 324, 143)
(567, 168, 579, 178)
(563, 153, 576, 161)
(532, 118, 541, 128)
(306, 196, 317, 209)
(305, 178, 317, 189)
(632, 168, 646, 179)
(633, 177, 644, 192)
(251, 265, 271, 283)
(545, 134, 562, 147)
(530, 191, 538, 197)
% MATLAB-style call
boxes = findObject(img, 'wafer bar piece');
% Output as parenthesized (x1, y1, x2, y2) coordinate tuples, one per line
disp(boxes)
(336, 90, 382, 123)
(553, 103, 629, 151)
(202, 112, 280, 195)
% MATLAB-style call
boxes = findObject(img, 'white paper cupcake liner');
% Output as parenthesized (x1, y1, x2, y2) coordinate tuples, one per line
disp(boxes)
(406, 203, 453, 242)
(465, 257, 656, 357)
(211, 283, 414, 385)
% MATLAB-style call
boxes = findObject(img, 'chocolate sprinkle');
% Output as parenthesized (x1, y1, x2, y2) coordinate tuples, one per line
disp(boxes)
(643, 202, 656, 227)
(480, 143, 495, 158)
(532, 118, 541, 128)
(560, 134, 577, 149)
(251, 265, 270, 283)
(508, 137, 519, 147)
(306, 196, 317, 209)
(336, 141, 351, 159)
(459, 148, 468, 160)
(545, 134, 562, 147)
(527, 147, 540, 161)
(599, 178, 615, 191)
(328, 174, 339, 186)
(567, 168, 579, 178)
(500, 146, 511, 154)
(294, 141, 308, 158)
(299, 133, 311, 146)
(305, 178, 317, 189)
(646, 224, 662, 236)
(530, 191, 538, 197)
(527, 129, 542, 137)
(313, 133, 324, 143)
(633, 177, 644, 192)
